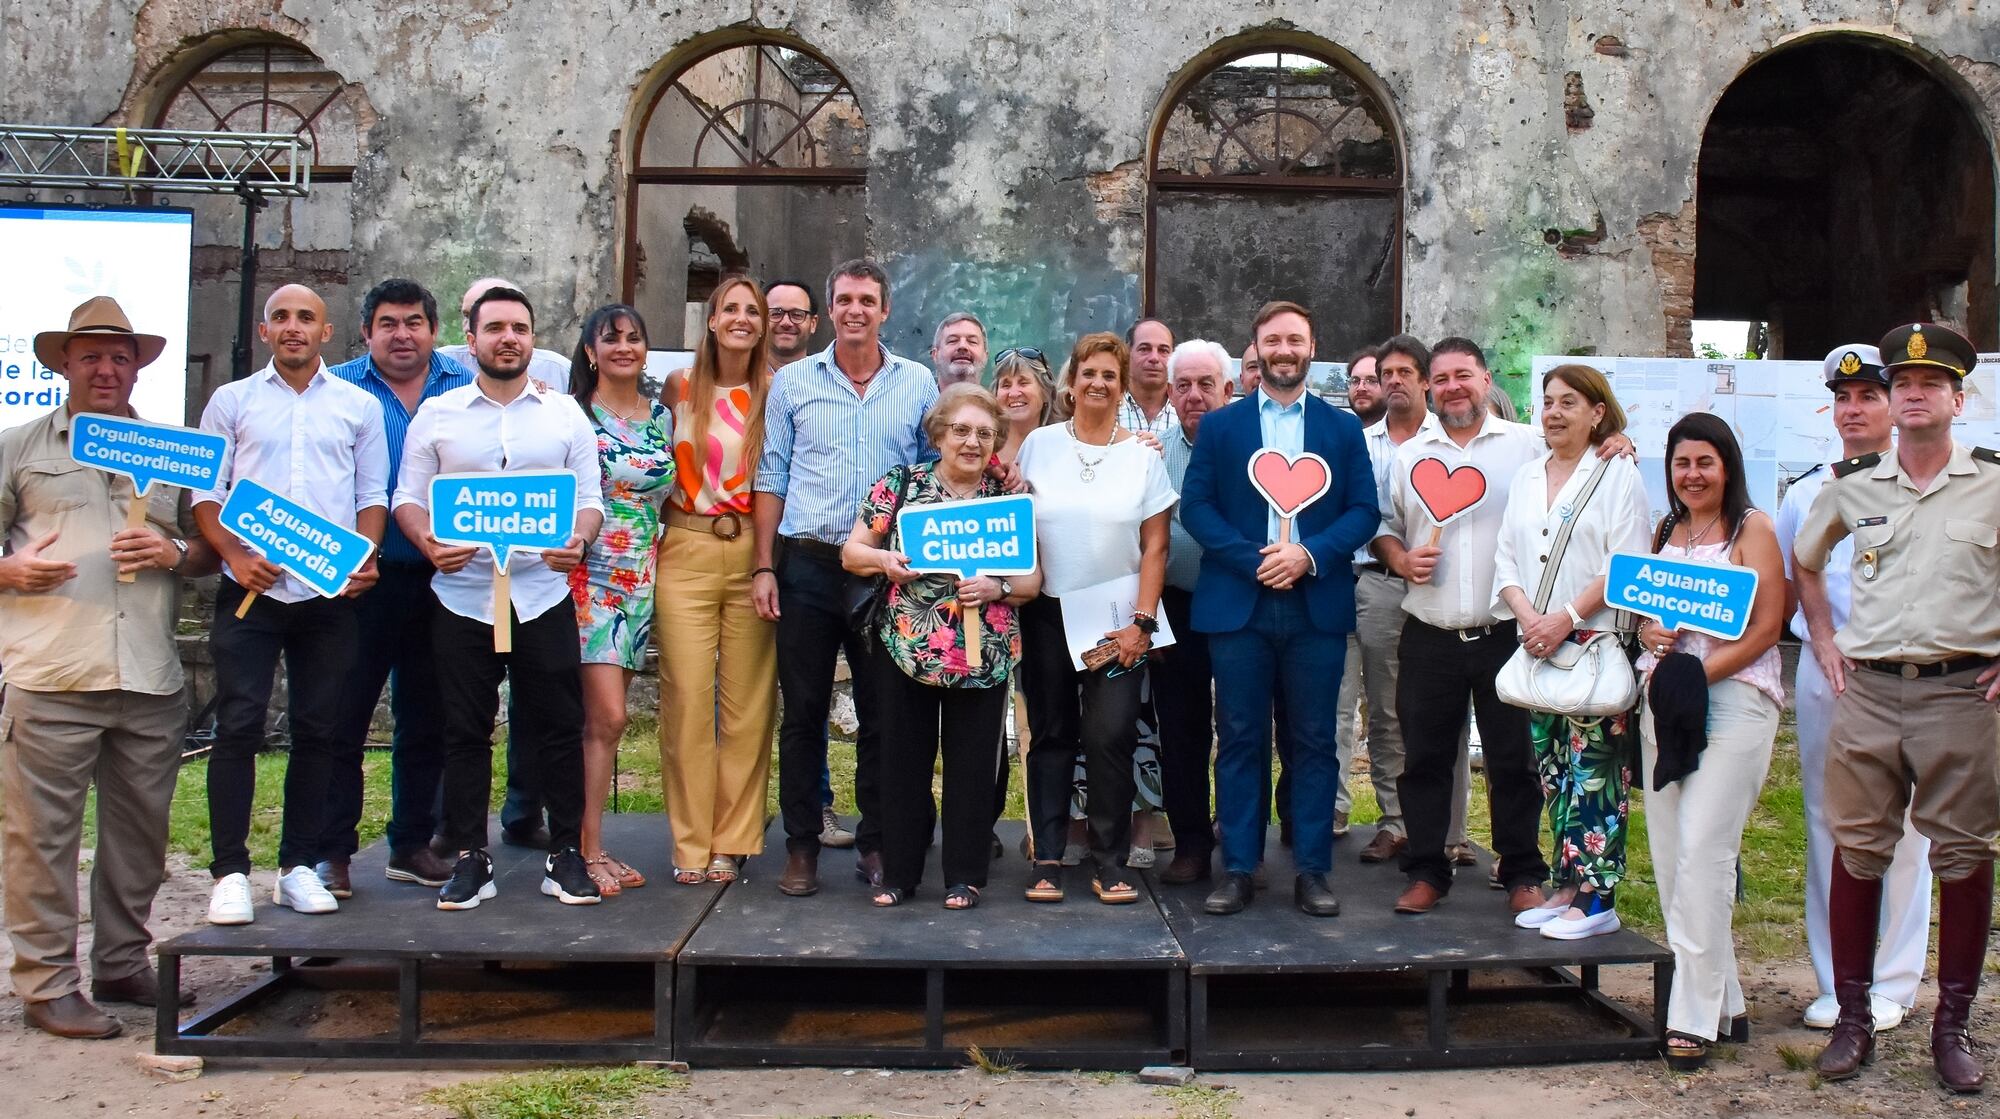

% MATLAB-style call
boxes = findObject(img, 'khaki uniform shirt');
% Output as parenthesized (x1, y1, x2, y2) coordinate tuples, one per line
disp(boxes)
(0, 407, 185, 694)
(1793, 440, 2000, 662)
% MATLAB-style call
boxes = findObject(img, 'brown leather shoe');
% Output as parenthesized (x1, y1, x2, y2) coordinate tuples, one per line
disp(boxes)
(1508, 884, 1547, 914)
(778, 849, 819, 896)
(1358, 829, 1407, 864)
(1159, 851, 1211, 885)
(1394, 880, 1444, 914)
(92, 965, 191, 1008)
(386, 846, 455, 887)
(854, 850, 884, 888)
(1447, 843, 1478, 867)
(24, 992, 121, 1039)
(315, 858, 353, 899)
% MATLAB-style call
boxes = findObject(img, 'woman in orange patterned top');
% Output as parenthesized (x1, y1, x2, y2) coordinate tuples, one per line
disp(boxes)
(655, 276, 777, 884)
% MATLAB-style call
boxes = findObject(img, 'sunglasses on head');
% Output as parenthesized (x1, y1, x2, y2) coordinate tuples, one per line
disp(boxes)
(995, 347, 1046, 368)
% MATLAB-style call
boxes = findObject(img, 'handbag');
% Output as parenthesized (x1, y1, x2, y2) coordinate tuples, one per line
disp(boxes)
(842, 465, 913, 633)
(1495, 457, 1640, 718)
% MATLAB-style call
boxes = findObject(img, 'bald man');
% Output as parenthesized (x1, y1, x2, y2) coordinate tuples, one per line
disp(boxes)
(192, 283, 390, 925)
(437, 277, 572, 392)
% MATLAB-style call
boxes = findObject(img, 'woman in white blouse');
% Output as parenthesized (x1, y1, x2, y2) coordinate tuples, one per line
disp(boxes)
(1491, 364, 1651, 939)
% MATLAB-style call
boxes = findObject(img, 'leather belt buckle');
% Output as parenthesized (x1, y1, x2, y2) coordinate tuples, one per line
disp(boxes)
(1901, 663, 1920, 680)
(1456, 624, 1491, 643)
(710, 511, 742, 541)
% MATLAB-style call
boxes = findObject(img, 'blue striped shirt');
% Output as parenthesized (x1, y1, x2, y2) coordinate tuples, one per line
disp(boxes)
(328, 349, 474, 564)
(756, 343, 938, 543)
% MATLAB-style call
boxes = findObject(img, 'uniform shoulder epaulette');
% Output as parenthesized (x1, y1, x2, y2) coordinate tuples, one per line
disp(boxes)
(1831, 451, 1881, 478)
(1973, 446, 2000, 467)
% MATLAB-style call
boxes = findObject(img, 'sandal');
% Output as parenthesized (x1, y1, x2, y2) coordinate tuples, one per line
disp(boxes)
(1025, 863, 1065, 903)
(601, 851, 646, 889)
(871, 886, 913, 907)
(672, 866, 706, 886)
(584, 856, 623, 896)
(944, 885, 981, 910)
(1664, 1031, 1710, 1071)
(1092, 870, 1140, 905)
(705, 855, 740, 883)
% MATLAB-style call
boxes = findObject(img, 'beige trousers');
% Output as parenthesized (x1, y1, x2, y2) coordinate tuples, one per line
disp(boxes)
(657, 524, 778, 869)
(2, 685, 186, 1003)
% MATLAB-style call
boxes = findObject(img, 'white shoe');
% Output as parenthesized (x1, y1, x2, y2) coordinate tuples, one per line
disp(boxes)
(819, 806, 855, 849)
(1126, 846, 1156, 869)
(274, 865, 340, 914)
(1514, 903, 1565, 929)
(208, 872, 255, 925)
(1803, 993, 1840, 1029)
(1870, 993, 1907, 1031)
(1541, 907, 1622, 940)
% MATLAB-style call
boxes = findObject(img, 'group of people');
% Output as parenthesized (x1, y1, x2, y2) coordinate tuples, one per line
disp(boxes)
(0, 267, 1992, 1097)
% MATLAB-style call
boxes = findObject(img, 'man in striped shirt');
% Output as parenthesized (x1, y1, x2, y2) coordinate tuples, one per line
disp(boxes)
(324, 279, 471, 893)
(753, 259, 939, 897)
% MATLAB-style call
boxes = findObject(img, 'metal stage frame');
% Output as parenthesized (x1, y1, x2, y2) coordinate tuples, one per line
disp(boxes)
(157, 820, 1669, 1069)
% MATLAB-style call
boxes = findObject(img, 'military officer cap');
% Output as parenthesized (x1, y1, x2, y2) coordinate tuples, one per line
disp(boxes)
(1878, 322, 1977, 379)
(1821, 343, 1886, 389)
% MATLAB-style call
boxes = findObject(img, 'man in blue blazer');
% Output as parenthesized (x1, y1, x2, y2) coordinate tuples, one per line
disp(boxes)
(1180, 301, 1379, 916)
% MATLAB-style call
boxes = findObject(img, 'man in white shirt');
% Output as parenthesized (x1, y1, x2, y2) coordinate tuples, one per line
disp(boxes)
(1119, 318, 1178, 436)
(437, 277, 571, 392)
(1775, 344, 1929, 1032)
(193, 284, 389, 926)
(393, 286, 605, 912)
(1372, 337, 1551, 917)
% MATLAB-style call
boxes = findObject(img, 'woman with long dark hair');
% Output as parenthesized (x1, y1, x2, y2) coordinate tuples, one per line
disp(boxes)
(567, 304, 675, 895)
(1634, 411, 1786, 1070)
(655, 277, 778, 885)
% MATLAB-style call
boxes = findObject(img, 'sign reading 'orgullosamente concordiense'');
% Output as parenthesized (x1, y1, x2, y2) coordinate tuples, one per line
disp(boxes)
(69, 412, 227, 495)
(1606, 551, 1760, 642)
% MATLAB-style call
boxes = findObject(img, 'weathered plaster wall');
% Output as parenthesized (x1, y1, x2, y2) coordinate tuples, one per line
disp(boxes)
(6, 2, 2000, 408)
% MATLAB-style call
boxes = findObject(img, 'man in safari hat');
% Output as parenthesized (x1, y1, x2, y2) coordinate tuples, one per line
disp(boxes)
(0, 296, 218, 1038)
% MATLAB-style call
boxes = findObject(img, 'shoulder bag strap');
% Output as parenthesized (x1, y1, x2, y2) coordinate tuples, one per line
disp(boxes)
(1531, 455, 1613, 613)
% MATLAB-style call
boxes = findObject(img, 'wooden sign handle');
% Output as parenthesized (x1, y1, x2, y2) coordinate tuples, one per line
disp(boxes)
(117, 485, 152, 583)
(1426, 525, 1443, 549)
(233, 590, 256, 619)
(493, 566, 512, 653)
(963, 606, 983, 671)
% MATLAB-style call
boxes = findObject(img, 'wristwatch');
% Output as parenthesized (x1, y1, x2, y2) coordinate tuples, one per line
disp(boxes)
(168, 537, 190, 572)
(1131, 610, 1159, 635)
(1562, 602, 1585, 628)
(998, 578, 1014, 600)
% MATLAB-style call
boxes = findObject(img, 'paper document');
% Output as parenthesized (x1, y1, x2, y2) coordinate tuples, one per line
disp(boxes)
(1058, 573, 1177, 670)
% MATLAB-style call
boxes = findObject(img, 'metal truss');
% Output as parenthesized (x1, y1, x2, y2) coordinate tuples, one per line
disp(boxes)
(0, 123, 312, 195)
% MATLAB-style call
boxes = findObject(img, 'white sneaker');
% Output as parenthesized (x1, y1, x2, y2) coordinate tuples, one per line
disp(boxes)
(1870, 993, 1907, 1031)
(208, 872, 255, 925)
(1803, 993, 1840, 1029)
(1541, 906, 1622, 940)
(1514, 903, 1566, 929)
(274, 865, 340, 914)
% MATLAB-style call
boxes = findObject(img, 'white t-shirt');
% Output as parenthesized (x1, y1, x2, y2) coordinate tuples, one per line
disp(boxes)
(1016, 424, 1178, 598)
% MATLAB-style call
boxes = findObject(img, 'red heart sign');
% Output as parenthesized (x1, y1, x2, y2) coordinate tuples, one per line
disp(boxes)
(1247, 449, 1333, 520)
(1409, 456, 1488, 526)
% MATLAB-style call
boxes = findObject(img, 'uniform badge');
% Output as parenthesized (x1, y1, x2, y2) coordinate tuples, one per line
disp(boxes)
(1908, 328, 1928, 360)
(1839, 351, 1861, 376)
(1860, 549, 1878, 580)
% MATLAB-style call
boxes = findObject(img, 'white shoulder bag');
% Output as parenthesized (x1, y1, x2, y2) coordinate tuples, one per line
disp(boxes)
(1495, 458, 1639, 718)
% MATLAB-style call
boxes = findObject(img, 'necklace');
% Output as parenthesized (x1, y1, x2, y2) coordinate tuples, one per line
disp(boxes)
(1068, 419, 1111, 482)
(935, 470, 980, 502)
(1682, 512, 1722, 553)
(599, 396, 650, 424)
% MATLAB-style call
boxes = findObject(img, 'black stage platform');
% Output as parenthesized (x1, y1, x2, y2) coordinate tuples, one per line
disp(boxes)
(159, 818, 1668, 1069)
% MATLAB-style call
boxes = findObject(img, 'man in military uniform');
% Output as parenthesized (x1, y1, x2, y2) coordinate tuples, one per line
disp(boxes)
(1794, 322, 1997, 1094)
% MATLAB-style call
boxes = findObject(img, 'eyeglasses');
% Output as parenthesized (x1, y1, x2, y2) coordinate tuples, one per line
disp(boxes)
(768, 309, 814, 324)
(946, 423, 999, 445)
(995, 347, 1046, 367)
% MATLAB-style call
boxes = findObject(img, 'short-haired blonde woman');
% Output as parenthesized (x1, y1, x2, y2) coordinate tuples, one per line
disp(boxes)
(843, 385, 1042, 908)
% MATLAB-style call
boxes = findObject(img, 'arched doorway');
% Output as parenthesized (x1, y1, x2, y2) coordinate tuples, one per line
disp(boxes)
(624, 38, 868, 349)
(1695, 36, 1997, 358)
(1148, 44, 1402, 352)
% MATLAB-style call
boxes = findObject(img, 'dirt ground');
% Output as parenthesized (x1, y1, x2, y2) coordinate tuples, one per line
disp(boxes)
(2, 854, 1994, 1119)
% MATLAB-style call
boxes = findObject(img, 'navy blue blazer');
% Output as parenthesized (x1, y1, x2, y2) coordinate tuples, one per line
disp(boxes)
(1179, 392, 1379, 635)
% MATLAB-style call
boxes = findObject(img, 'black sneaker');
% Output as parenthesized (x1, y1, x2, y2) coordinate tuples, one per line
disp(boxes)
(541, 847, 602, 905)
(436, 850, 496, 910)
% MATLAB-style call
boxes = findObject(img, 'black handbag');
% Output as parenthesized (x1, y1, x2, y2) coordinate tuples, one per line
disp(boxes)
(842, 465, 912, 633)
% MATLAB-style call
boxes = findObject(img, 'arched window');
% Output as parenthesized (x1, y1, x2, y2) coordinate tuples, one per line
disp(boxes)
(153, 40, 368, 176)
(1149, 45, 1403, 353)
(625, 39, 868, 349)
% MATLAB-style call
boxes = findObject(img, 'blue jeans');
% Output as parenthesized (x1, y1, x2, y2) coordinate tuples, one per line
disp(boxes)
(1208, 590, 1346, 877)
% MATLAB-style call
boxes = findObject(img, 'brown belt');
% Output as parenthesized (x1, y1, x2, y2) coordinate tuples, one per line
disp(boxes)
(662, 505, 745, 541)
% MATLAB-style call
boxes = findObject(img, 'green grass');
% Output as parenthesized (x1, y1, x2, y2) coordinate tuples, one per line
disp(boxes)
(425, 1066, 683, 1119)
(1154, 1084, 1240, 1119)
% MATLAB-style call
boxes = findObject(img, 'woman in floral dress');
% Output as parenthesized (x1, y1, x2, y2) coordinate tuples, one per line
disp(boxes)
(568, 304, 674, 895)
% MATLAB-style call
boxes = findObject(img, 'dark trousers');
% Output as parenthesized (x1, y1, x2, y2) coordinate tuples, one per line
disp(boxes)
(1395, 617, 1548, 892)
(434, 603, 584, 853)
(1209, 590, 1346, 876)
(1018, 594, 1142, 870)
(207, 580, 357, 877)
(1154, 587, 1215, 858)
(324, 563, 445, 857)
(878, 664, 1008, 893)
(775, 540, 886, 855)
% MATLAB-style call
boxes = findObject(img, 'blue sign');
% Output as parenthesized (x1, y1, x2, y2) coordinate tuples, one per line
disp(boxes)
(69, 413, 227, 495)
(1606, 551, 1760, 641)
(897, 493, 1038, 579)
(218, 479, 377, 598)
(428, 470, 577, 571)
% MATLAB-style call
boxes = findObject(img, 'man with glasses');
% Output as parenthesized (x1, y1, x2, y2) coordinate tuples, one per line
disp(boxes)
(766, 280, 821, 367)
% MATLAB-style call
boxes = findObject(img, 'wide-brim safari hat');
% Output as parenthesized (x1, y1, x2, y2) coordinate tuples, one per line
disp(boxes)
(34, 296, 167, 371)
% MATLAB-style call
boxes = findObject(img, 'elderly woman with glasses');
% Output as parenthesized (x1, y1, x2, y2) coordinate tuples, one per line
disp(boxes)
(842, 384, 1043, 909)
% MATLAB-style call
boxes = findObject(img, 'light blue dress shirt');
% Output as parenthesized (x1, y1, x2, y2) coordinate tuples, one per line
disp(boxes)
(756, 342, 939, 543)
(1257, 388, 1307, 545)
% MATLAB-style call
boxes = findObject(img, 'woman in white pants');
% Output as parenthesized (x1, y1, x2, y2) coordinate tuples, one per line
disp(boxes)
(1634, 412, 1786, 1071)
